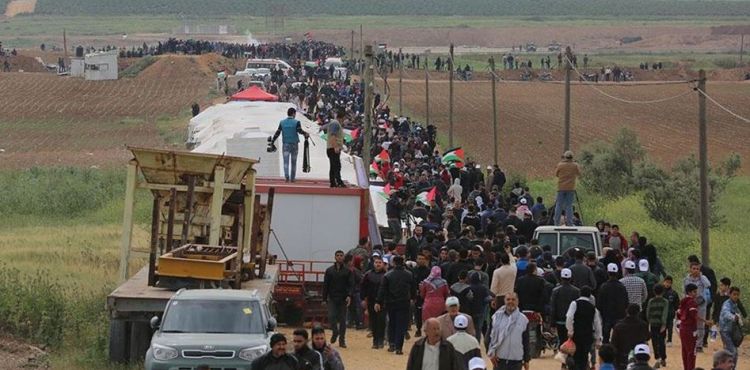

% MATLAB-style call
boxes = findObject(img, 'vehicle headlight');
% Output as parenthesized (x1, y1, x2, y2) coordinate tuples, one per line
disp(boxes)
(239, 345, 268, 361)
(152, 343, 178, 361)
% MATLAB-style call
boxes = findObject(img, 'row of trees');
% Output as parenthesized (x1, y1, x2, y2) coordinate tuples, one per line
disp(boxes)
(579, 128, 741, 229)
(35, 0, 750, 17)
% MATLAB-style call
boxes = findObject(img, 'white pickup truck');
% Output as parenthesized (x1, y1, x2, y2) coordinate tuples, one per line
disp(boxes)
(532, 226, 603, 258)
(235, 59, 293, 78)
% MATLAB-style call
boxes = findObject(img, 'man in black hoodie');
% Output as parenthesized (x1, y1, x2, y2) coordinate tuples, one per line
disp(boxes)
(362, 256, 387, 348)
(323, 250, 354, 347)
(376, 255, 415, 354)
(597, 263, 629, 344)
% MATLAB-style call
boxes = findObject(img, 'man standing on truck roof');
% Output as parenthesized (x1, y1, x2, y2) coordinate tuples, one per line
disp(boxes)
(272, 107, 310, 183)
(553, 150, 581, 226)
(323, 250, 354, 348)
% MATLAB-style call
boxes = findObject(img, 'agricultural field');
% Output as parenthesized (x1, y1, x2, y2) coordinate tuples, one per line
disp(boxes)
(0, 54, 231, 169)
(28, 0, 750, 17)
(389, 78, 750, 177)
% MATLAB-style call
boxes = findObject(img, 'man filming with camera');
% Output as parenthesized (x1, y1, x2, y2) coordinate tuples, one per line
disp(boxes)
(271, 107, 310, 182)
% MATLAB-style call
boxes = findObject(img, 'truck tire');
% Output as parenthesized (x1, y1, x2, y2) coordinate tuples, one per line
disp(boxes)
(129, 321, 152, 362)
(109, 319, 130, 363)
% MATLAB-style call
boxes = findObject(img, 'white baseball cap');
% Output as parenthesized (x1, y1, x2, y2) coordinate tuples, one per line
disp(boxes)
(446, 296, 460, 307)
(624, 260, 637, 270)
(634, 343, 651, 356)
(607, 263, 619, 273)
(469, 357, 487, 370)
(561, 268, 572, 279)
(639, 259, 650, 272)
(453, 315, 469, 329)
(520, 198, 528, 204)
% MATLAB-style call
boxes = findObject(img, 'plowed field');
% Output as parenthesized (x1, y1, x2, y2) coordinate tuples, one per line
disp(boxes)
(391, 79, 750, 176)
(0, 55, 216, 168)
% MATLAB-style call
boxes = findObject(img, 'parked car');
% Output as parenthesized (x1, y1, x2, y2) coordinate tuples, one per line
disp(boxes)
(532, 226, 603, 257)
(144, 289, 276, 370)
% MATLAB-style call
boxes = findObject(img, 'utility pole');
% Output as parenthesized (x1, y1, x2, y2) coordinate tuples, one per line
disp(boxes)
(564, 58, 572, 151)
(363, 45, 375, 168)
(698, 69, 710, 266)
(448, 43, 455, 148)
(398, 48, 403, 117)
(740, 34, 745, 65)
(63, 29, 68, 59)
(350, 30, 355, 60)
(359, 24, 363, 61)
(425, 55, 430, 126)
(490, 57, 499, 166)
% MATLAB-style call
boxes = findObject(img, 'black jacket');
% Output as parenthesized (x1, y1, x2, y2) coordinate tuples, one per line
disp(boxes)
(250, 352, 298, 370)
(550, 282, 580, 323)
(376, 266, 415, 307)
(406, 236, 426, 261)
(295, 346, 323, 370)
(611, 316, 650, 367)
(361, 269, 385, 303)
(569, 260, 597, 290)
(323, 263, 354, 302)
(515, 274, 548, 313)
(597, 279, 630, 322)
(406, 338, 464, 370)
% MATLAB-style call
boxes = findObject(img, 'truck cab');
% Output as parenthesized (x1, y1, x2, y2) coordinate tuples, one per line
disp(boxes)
(145, 289, 276, 370)
(532, 226, 603, 258)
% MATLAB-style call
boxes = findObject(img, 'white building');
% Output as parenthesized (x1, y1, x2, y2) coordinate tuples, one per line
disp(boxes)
(69, 51, 118, 80)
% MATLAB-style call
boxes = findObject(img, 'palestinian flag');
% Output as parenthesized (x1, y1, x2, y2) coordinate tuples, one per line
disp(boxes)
(319, 131, 354, 144)
(442, 147, 465, 168)
(416, 187, 437, 205)
(383, 183, 393, 195)
(369, 161, 380, 177)
(374, 148, 390, 163)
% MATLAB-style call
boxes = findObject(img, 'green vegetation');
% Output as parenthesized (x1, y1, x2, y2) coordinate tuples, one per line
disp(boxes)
(30, 0, 750, 17)
(0, 167, 150, 369)
(120, 55, 156, 78)
(155, 111, 191, 147)
(525, 176, 750, 306)
(578, 128, 741, 229)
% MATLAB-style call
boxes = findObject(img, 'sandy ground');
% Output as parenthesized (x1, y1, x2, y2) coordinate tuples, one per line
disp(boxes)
(0, 336, 48, 369)
(274, 326, 748, 370)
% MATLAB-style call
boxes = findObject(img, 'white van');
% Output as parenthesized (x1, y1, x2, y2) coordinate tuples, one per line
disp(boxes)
(236, 59, 293, 77)
(532, 226, 603, 258)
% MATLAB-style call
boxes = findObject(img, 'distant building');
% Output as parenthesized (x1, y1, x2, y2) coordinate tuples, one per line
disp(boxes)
(70, 51, 118, 80)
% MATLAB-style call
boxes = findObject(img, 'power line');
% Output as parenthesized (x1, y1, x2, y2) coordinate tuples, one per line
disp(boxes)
(695, 87, 750, 123)
(563, 55, 695, 104)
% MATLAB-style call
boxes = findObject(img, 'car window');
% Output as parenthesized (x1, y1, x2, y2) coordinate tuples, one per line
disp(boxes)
(536, 233, 558, 252)
(560, 233, 595, 255)
(162, 300, 264, 334)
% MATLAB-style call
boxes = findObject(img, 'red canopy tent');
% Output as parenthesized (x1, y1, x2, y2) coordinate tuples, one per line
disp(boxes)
(230, 86, 279, 102)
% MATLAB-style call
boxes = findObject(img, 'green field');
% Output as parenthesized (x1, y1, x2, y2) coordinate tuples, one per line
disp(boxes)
(0, 167, 748, 368)
(2, 14, 749, 42)
(27, 0, 750, 17)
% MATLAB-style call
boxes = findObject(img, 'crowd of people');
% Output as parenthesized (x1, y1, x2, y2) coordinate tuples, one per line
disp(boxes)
(261, 58, 745, 370)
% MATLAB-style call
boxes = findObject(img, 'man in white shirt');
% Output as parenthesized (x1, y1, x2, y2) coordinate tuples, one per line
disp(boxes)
(487, 293, 530, 370)
(565, 286, 603, 370)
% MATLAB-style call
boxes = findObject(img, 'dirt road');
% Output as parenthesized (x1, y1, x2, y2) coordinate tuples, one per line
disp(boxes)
(277, 327, 748, 370)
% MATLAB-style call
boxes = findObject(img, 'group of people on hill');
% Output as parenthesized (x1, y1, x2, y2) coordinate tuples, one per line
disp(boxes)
(264, 67, 745, 370)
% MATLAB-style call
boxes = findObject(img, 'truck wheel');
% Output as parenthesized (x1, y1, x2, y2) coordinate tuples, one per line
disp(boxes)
(129, 321, 152, 362)
(109, 319, 130, 363)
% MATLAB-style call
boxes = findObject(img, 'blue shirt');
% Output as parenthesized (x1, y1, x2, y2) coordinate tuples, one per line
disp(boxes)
(720, 299, 739, 332)
(277, 117, 302, 144)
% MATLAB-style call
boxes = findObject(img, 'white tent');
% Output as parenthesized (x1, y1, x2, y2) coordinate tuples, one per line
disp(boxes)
(189, 101, 358, 185)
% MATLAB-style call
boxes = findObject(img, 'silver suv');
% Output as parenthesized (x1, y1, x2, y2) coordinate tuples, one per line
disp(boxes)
(145, 289, 277, 370)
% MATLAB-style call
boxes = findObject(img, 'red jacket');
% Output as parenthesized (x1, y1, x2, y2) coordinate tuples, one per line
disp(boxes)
(679, 296, 699, 332)
(606, 234, 628, 253)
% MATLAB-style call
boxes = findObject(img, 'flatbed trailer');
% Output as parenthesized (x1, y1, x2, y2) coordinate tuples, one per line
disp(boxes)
(106, 265, 278, 362)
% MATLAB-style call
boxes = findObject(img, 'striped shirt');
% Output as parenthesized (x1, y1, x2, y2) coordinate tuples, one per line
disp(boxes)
(620, 275, 648, 308)
(647, 296, 669, 326)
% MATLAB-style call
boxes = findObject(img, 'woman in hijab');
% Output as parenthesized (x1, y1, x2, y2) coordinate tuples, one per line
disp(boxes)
(419, 266, 449, 322)
(447, 178, 462, 203)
